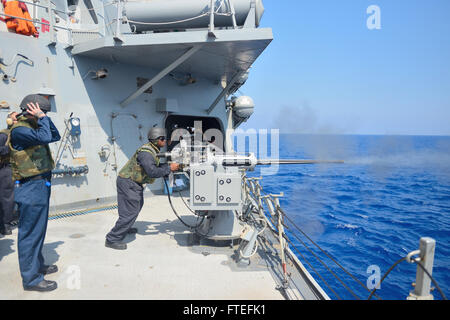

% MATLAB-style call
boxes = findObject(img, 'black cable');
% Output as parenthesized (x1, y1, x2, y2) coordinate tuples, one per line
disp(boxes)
(249, 180, 446, 301)
(177, 190, 196, 214)
(286, 224, 361, 300)
(263, 215, 342, 299)
(366, 256, 448, 300)
(414, 260, 447, 300)
(253, 191, 362, 299)
(163, 177, 209, 237)
(278, 206, 381, 300)
(177, 190, 208, 217)
(285, 236, 342, 300)
(367, 257, 406, 300)
(249, 183, 371, 300)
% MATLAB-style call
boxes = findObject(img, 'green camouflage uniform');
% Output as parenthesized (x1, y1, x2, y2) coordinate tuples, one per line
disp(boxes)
(118, 142, 160, 184)
(8, 118, 55, 181)
(0, 129, 10, 166)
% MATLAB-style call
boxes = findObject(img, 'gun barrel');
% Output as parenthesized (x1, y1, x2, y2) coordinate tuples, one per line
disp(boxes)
(257, 159, 344, 165)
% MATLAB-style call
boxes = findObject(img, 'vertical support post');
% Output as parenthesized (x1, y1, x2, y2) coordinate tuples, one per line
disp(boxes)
(99, 0, 106, 37)
(47, 0, 56, 45)
(69, 28, 73, 47)
(408, 237, 436, 300)
(208, 0, 215, 37)
(255, 179, 264, 218)
(65, 15, 73, 48)
(32, 0, 37, 22)
(243, 0, 256, 28)
(225, 104, 233, 152)
(114, 0, 123, 42)
(228, 0, 237, 29)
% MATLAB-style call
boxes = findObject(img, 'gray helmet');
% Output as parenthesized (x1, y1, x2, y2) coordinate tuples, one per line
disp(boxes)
(148, 127, 166, 141)
(19, 94, 51, 113)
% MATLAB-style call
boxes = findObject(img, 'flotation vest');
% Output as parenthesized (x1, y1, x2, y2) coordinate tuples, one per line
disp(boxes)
(2, 0, 37, 36)
(119, 142, 160, 185)
(0, 128, 10, 165)
(9, 117, 55, 181)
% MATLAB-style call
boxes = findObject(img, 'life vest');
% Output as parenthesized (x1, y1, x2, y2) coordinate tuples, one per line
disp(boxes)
(9, 117, 55, 181)
(119, 142, 160, 185)
(2, 0, 37, 36)
(0, 128, 10, 165)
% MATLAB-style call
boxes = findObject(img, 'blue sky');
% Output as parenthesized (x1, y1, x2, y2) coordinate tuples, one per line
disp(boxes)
(240, 0, 450, 135)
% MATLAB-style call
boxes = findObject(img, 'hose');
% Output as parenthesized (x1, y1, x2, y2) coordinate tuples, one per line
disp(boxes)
(367, 257, 406, 300)
(367, 256, 447, 300)
(163, 177, 209, 237)
(177, 190, 208, 217)
(239, 241, 258, 259)
(414, 260, 447, 300)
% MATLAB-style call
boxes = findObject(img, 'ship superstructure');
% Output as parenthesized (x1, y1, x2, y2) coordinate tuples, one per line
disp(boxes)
(0, 0, 442, 301)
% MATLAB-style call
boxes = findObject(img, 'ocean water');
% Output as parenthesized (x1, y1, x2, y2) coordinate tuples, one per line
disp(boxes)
(244, 134, 450, 300)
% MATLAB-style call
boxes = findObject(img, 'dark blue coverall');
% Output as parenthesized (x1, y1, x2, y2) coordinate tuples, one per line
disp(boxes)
(0, 131, 14, 234)
(106, 152, 171, 243)
(11, 116, 60, 288)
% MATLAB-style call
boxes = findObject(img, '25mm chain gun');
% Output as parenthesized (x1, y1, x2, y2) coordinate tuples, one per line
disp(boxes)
(157, 143, 343, 264)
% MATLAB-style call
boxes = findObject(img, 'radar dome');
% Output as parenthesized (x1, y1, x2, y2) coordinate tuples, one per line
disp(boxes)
(233, 96, 254, 119)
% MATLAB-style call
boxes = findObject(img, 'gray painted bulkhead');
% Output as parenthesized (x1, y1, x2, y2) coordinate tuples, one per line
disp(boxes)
(0, 1, 334, 301)
(0, 0, 272, 212)
(0, 31, 228, 210)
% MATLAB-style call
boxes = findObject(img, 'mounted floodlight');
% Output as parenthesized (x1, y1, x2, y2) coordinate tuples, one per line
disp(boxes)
(93, 68, 108, 80)
(231, 95, 255, 119)
(83, 68, 108, 80)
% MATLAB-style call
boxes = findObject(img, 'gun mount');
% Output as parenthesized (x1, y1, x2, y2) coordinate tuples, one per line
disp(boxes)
(157, 141, 343, 265)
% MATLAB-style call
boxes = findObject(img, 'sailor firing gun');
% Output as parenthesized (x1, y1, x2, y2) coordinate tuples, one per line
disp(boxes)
(156, 142, 343, 213)
(155, 141, 343, 267)
(104, 127, 179, 250)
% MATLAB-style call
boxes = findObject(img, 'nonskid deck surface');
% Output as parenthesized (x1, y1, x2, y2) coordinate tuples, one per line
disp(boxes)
(0, 194, 284, 300)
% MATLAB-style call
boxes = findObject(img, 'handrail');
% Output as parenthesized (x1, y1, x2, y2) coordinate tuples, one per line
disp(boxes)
(0, 11, 73, 31)
(243, 176, 331, 300)
(0, 12, 50, 27)
(0, 0, 115, 43)
(18, 0, 67, 15)
(2, 0, 238, 41)
(243, 175, 379, 300)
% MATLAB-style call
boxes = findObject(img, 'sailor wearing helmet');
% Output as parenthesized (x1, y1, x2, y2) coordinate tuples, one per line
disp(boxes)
(105, 127, 179, 250)
(0, 111, 18, 236)
(9, 94, 60, 292)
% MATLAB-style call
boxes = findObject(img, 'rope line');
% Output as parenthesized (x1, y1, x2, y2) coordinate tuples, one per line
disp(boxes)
(279, 206, 381, 300)
(367, 257, 406, 300)
(414, 260, 447, 300)
(284, 224, 361, 299)
(247, 180, 369, 300)
(284, 236, 342, 300)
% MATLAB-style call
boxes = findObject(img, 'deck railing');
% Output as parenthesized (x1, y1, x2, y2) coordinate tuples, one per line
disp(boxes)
(0, 0, 114, 46)
(1, 0, 240, 46)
